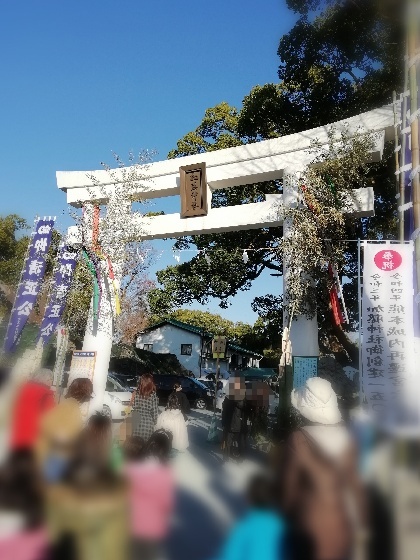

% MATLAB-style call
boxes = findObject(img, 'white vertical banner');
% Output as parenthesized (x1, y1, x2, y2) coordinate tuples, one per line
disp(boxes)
(362, 242, 419, 434)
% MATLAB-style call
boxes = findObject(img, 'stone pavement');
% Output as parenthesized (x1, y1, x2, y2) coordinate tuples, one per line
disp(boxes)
(166, 409, 263, 560)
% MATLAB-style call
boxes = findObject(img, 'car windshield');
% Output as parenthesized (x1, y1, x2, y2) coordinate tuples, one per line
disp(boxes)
(108, 376, 130, 392)
(191, 379, 207, 390)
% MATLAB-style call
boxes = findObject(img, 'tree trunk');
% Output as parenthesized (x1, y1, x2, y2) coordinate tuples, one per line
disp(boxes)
(330, 322, 359, 366)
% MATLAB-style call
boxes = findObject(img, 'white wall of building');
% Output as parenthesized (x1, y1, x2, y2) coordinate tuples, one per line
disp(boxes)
(136, 323, 262, 377)
(136, 324, 203, 376)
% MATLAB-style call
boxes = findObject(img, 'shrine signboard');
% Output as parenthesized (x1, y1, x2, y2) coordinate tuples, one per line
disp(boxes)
(293, 356, 318, 389)
(68, 351, 96, 387)
(180, 162, 208, 218)
(362, 242, 419, 433)
(68, 351, 97, 418)
(212, 335, 227, 359)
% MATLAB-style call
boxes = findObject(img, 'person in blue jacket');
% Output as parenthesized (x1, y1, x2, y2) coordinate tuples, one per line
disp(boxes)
(214, 473, 286, 560)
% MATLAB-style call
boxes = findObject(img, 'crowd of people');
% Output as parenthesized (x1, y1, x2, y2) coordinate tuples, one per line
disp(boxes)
(0, 369, 192, 560)
(0, 367, 386, 560)
(131, 373, 189, 454)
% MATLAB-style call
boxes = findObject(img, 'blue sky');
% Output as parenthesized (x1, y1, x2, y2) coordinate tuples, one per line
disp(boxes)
(0, 0, 295, 324)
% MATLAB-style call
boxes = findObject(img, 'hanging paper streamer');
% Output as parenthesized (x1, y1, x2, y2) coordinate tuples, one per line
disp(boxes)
(81, 204, 118, 319)
(4, 217, 55, 353)
(82, 249, 100, 319)
(86, 247, 103, 315)
(37, 244, 78, 345)
(90, 247, 121, 317)
(92, 205, 100, 249)
(90, 205, 121, 316)
(242, 250, 249, 264)
(328, 264, 345, 326)
(327, 179, 337, 199)
(106, 256, 121, 316)
(300, 184, 321, 215)
(329, 282, 344, 326)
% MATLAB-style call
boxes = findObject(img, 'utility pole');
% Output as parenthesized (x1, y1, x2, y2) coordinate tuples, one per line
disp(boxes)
(214, 354, 220, 414)
(207, 335, 227, 442)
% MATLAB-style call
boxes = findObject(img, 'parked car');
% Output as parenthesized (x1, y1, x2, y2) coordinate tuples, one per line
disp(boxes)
(202, 369, 230, 381)
(111, 371, 137, 390)
(197, 378, 216, 392)
(103, 374, 132, 420)
(154, 374, 214, 410)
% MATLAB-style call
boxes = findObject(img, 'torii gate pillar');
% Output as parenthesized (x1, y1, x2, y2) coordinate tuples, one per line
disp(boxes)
(283, 170, 319, 357)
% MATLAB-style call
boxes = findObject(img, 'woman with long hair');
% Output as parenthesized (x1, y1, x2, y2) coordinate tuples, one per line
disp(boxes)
(131, 373, 159, 441)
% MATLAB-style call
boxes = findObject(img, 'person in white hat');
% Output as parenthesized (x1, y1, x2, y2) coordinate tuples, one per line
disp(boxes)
(280, 377, 368, 560)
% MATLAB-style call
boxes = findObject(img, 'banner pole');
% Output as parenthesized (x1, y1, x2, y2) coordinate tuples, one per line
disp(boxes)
(214, 354, 220, 415)
(358, 238, 363, 407)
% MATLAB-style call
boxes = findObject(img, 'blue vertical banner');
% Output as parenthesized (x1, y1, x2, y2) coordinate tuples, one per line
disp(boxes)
(4, 217, 55, 353)
(37, 244, 78, 345)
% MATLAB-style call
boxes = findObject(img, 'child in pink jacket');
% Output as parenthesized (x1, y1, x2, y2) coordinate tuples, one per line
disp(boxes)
(124, 431, 175, 560)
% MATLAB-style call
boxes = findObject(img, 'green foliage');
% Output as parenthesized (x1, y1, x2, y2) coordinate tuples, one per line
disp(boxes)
(151, 308, 263, 351)
(238, 83, 301, 139)
(168, 102, 242, 158)
(0, 321, 55, 365)
(110, 345, 190, 376)
(156, 309, 236, 336)
(0, 214, 29, 287)
(262, 348, 281, 366)
(62, 258, 93, 345)
(144, 211, 165, 217)
(252, 296, 283, 347)
(276, 1, 403, 128)
(0, 215, 63, 324)
(238, 2, 403, 139)
(151, 243, 280, 312)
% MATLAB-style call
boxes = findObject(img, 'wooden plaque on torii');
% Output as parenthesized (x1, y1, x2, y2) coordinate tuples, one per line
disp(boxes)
(179, 162, 208, 218)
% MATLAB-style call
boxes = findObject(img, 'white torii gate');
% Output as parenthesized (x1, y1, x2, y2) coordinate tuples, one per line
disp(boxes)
(57, 104, 395, 413)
